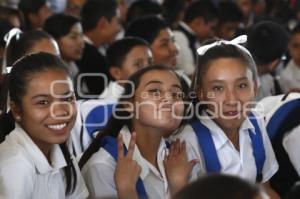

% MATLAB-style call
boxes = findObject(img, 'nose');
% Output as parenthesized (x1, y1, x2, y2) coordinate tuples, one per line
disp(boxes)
(169, 41, 179, 55)
(51, 102, 71, 119)
(224, 89, 238, 106)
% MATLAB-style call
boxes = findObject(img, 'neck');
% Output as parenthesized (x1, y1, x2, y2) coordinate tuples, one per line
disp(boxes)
(132, 122, 164, 167)
(84, 31, 104, 48)
(223, 128, 239, 150)
(30, 136, 52, 162)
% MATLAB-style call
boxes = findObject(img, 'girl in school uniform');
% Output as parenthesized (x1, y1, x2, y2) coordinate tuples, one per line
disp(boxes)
(0, 52, 88, 198)
(79, 65, 197, 199)
(177, 36, 280, 198)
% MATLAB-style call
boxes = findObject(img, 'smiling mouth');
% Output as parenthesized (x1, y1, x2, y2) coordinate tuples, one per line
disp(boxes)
(223, 111, 239, 117)
(47, 123, 67, 130)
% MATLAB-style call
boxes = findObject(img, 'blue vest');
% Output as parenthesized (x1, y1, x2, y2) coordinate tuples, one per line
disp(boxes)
(190, 112, 266, 182)
(101, 136, 148, 199)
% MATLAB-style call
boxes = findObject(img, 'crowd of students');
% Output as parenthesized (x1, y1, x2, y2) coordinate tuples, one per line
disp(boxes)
(0, 0, 300, 199)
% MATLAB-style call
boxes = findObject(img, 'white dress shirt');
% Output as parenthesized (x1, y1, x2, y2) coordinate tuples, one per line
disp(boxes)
(282, 125, 300, 176)
(280, 60, 300, 92)
(81, 126, 170, 199)
(0, 124, 89, 199)
(177, 111, 278, 183)
(173, 22, 197, 76)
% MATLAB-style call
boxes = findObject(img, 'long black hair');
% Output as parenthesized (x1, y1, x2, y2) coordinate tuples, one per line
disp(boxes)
(79, 64, 185, 168)
(4, 52, 77, 194)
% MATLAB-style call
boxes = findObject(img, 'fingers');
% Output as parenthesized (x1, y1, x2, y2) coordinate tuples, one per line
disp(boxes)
(187, 159, 198, 172)
(126, 132, 136, 159)
(117, 134, 124, 160)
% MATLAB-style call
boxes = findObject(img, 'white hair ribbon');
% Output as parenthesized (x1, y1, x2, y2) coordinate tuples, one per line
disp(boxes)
(196, 35, 251, 57)
(2, 28, 22, 74)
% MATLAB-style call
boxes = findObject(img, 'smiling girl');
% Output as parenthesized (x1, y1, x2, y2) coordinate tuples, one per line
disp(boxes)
(79, 65, 196, 199)
(0, 52, 88, 198)
(177, 36, 280, 198)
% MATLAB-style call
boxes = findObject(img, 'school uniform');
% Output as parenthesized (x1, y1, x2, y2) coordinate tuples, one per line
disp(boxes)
(256, 93, 300, 196)
(177, 111, 278, 184)
(173, 22, 198, 76)
(279, 60, 300, 92)
(81, 126, 170, 199)
(71, 82, 124, 156)
(0, 124, 89, 199)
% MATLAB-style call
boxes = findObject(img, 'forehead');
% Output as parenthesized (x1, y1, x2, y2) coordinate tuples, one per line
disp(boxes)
(138, 69, 180, 87)
(25, 69, 71, 95)
(204, 58, 251, 80)
(126, 45, 151, 57)
(154, 28, 173, 41)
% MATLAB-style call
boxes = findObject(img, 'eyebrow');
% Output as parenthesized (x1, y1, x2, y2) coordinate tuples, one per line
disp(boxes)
(209, 77, 249, 83)
(145, 80, 182, 89)
(31, 91, 73, 100)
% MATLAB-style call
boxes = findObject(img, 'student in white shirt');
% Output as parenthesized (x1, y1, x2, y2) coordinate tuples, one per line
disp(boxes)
(71, 37, 153, 155)
(0, 52, 88, 198)
(256, 93, 300, 197)
(79, 65, 197, 199)
(280, 23, 300, 93)
(177, 36, 280, 198)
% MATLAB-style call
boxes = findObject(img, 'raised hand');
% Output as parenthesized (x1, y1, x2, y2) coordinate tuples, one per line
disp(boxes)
(114, 132, 141, 199)
(164, 139, 198, 196)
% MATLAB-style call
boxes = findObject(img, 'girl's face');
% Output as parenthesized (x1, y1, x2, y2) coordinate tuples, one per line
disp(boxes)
(132, 69, 184, 134)
(151, 28, 179, 67)
(198, 58, 256, 131)
(288, 33, 300, 66)
(113, 45, 153, 80)
(12, 69, 77, 151)
(58, 22, 84, 62)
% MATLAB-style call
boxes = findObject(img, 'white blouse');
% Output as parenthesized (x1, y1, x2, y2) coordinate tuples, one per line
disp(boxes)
(0, 124, 89, 199)
(81, 126, 170, 199)
(176, 111, 278, 183)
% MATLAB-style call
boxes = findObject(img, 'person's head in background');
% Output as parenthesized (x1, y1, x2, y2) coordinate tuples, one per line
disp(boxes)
(173, 174, 263, 199)
(216, 1, 244, 40)
(18, 0, 52, 30)
(106, 37, 153, 81)
(125, 0, 161, 26)
(287, 23, 300, 67)
(247, 20, 288, 76)
(125, 15, 179, 67)
(80, 0, 121, 48)
(162, 0, 186, 29)
(183, 0, 218, 43)
(5, 29, 59, 67)
(0, 5, 24, 29)
(43, 13, 84, 63)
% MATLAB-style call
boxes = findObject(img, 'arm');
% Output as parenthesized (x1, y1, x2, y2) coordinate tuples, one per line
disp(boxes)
(262, 181, 281, 199)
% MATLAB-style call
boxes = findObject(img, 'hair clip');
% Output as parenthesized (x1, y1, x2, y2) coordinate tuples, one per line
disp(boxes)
(2, 28, 23, 74)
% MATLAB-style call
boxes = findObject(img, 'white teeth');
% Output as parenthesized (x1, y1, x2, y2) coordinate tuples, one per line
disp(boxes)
(47, 123, 67, 130)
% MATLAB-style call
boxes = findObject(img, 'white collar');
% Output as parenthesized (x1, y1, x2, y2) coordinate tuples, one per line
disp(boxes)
(99, 81, 124, 103)
(119, 126, 168, 181)
(12, 124, 67, 174)
(83, 35, 93, 45)
(179, 21, 196, 36)
(199, 111, 255, 150)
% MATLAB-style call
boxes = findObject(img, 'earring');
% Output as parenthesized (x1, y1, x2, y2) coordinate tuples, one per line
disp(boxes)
(15, 116, 21, 121)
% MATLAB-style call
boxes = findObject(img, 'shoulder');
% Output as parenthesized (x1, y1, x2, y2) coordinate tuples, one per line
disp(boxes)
(81, 148, 116, 176)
